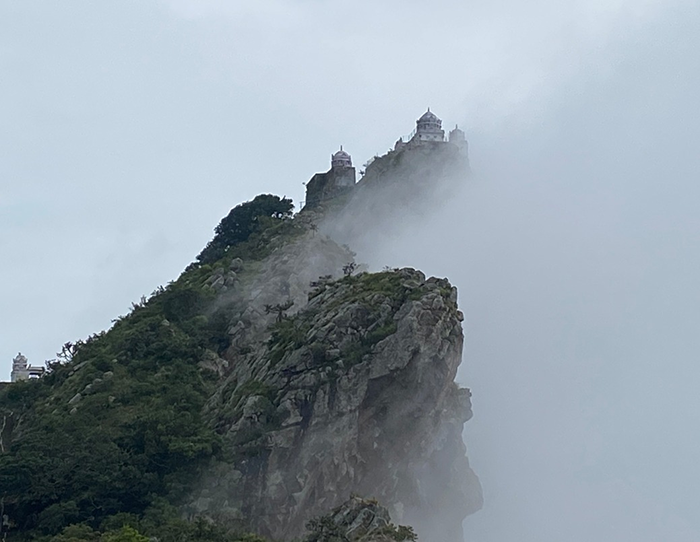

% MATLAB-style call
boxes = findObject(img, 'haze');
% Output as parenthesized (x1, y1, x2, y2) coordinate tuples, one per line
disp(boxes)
(2, 1, 700, 540)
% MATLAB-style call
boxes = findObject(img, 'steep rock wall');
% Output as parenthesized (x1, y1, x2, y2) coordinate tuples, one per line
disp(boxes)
(186, 233, 482, 542)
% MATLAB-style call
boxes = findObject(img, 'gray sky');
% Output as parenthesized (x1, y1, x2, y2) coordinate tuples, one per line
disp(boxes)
(2, 1, 700, 540)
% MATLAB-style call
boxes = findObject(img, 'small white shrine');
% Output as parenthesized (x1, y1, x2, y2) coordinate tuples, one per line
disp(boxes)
(331, 146, 353, 168)
(11, 352, 45, 382)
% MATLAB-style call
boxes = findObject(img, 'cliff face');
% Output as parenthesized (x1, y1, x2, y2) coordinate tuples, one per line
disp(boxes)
(185, 230, 482, 542)
(0, 144, 480, 542)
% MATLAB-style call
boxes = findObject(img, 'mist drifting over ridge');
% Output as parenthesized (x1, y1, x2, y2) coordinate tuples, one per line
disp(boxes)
(3, 0, 700, 540)
(339, 9, 700, 540)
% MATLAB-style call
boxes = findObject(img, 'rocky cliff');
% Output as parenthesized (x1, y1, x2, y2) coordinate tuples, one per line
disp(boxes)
(185, 229, 481, 541)
(0, 144, 481, 542)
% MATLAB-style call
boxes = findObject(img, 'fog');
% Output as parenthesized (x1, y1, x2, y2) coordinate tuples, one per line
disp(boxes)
(3, 0, 700, 540)
(346, 7, 700, 538)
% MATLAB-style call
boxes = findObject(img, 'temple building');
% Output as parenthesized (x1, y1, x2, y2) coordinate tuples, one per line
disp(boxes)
(414, 109, 445, 142)
(304, 146, 356, 209)
(393, 109, 468, 155)
(11, 352, 45, 382)
(448, 124, 468, 155)
(331, 146, 353, 168)
(303, 109, 468, 209)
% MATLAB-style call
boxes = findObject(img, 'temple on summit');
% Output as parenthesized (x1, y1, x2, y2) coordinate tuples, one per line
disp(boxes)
(303, 109, 468, 209)
(331, 146, 353, 168)
(304, 146, 357, 209)
(394, 108, 468, 152)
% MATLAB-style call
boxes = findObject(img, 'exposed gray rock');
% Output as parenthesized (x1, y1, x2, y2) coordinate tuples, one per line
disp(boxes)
(210, 276, 226, 291)
(186, 233, 481, 542)
(230, 258, 244, 271)
(303, 496, 398, 542)
(199, 350, 230, 378)
(67, 360, 89, 377)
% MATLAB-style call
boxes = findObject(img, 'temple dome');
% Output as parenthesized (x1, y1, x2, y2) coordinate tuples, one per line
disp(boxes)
(449, 125, 465, 140)
(418, 109, 440, 123)
(331, 146, 353, 168)
(414, 109, 445, 142)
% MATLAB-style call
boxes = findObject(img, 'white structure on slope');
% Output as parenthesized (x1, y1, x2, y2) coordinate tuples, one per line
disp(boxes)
(11, 352, 45, 382)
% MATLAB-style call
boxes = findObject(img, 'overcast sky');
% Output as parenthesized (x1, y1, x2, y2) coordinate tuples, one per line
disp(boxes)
(2, 1, 700, 541)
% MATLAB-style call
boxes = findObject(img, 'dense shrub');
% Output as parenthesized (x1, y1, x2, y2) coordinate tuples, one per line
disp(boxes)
(197, 195, 293, 264)
(0, 192, 311, 540)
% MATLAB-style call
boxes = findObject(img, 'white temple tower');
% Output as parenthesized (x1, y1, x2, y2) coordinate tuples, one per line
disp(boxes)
(11, 352, 45, 382)
(448, 124, 468, 155)
(414, 109, 445, 142)
(331, 146, 353, 168)
(11, 352, 29, 382)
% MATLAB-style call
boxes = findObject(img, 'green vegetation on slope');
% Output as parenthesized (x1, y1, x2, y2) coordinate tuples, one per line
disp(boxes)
(197, 194, 294, 264)
(0, 193, 449, 542)
(0, 195, 301, 541)
(266, 270, 435, 371)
